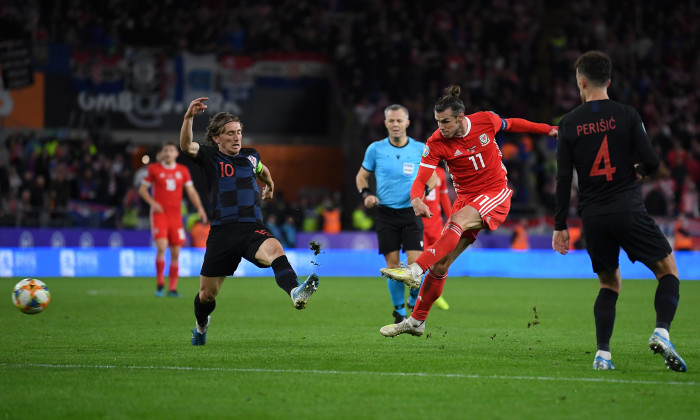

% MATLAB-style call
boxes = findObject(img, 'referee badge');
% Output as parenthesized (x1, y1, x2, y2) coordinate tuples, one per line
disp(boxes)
(479, 133, 490, 145)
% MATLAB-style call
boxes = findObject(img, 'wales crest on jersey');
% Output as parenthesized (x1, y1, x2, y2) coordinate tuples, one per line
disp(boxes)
(479, 133, 490, 145)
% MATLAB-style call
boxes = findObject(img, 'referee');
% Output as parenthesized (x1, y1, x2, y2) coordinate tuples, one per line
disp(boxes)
(553, 51, 686, 372)
(356, 104, 436, 324)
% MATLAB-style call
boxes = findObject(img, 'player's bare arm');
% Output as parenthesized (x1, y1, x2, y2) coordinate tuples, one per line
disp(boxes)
(180, 97, 208, 157)
(185, 184, 208, 224)
(137, 182, 164, 213)
(257, 163, 275, 200)
(355, 167, 379, 208)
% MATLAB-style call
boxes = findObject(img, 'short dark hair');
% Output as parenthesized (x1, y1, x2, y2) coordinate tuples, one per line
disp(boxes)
(434, 85, 465, 116)
(205, 112, 243, 146)
(575, 51, 611, 87)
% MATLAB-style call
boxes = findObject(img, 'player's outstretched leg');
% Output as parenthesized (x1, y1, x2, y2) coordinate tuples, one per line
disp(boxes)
(380, 263, 422, 289)
(291, 274, 319, 310)
(649, 331, 687, 372)
(191, 316, 210, 346)
(380, 316, 425, 337)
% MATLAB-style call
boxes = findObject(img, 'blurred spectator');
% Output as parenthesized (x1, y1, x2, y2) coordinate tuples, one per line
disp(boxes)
(281, 216, 297, 249)
(264, 213, 285, 245)
(320, 197, 341, 234)
(679, 177, 699, 217)
(645, 180, 670, 217)
(351, 203, 373, 231)
(189, 221, 210, 249)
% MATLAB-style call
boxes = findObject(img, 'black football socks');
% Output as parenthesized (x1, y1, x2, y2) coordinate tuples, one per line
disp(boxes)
(655, 274, 680, 331)
(594, 288, 618, 352)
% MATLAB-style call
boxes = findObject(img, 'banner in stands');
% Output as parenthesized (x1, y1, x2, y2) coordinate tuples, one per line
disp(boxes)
(42, 44, 330, 134)
(0, 40, 34, 89)
(1, 248, 699, 279)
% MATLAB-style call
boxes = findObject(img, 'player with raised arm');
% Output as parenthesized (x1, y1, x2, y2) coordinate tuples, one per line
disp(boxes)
(379, 85, 557, 337)
(138, 142, 207, 298)
(180, 97, 319, 346)
(553, 51, 686, 372)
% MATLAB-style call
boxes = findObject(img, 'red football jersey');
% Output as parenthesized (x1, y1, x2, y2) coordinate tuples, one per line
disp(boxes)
(422, 111, 507, 196)
(142, 162, 193, 213)
(423, 166, 452, 240)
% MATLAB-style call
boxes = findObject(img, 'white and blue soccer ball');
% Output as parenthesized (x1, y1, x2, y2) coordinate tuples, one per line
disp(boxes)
(12, 278, 51, 315)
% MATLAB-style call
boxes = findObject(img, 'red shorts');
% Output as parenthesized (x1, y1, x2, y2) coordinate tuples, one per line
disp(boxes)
(453, 187, 512, 242)
(423, 217, 445, 247)
(151, 211, 186, 245)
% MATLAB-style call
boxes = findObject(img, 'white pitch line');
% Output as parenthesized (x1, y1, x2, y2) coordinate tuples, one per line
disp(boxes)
(0, 363, 695, 386)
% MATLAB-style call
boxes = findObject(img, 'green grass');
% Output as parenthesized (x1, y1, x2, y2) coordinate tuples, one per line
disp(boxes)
(1, 276, 698, 419)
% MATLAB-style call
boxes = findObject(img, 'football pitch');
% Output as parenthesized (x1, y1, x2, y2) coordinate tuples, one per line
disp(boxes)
(2, 276, 698, 419)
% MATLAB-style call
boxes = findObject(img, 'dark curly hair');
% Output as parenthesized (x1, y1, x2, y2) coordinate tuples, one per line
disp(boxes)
(575, 51, 611, 87)
(434, 85, 465, 116)
(205, 112, 243, 146)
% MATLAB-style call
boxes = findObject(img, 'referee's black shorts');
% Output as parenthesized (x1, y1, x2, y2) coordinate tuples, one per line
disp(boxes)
(582, 212, 672, 274)
(374, 205, 424, 255)
(201, 222, 276, 277)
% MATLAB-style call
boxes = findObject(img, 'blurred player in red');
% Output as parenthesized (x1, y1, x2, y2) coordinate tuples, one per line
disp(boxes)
(380, 85, 557, 337)
(139, 141, 207, 297)
(421, 162, 452, 310)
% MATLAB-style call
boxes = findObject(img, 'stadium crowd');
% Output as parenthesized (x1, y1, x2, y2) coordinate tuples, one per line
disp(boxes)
(0, 0, 698, 246)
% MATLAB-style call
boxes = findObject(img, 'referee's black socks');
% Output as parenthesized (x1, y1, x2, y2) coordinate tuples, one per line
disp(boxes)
(271, 255, 299, 295)
(655, 274, 680, 331)
(594, 288, 618, 352)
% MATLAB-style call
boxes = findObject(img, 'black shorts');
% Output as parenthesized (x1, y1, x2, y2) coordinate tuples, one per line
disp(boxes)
(375, 205, 424, 255)
(200, 222, 276, 277)
(582, 212, 672, 274)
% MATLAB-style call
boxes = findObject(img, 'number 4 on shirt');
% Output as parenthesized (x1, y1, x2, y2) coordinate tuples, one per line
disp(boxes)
(590, 135, 616, 181)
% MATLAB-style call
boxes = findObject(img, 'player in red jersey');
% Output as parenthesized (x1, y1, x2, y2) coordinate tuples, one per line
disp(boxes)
(139, 141, 207, 298)
(380, 85, 558, 337)
(422, 163, 453, 310)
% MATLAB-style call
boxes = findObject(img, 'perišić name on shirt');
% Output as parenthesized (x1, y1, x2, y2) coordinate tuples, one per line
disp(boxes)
(576, 117, 616, 136)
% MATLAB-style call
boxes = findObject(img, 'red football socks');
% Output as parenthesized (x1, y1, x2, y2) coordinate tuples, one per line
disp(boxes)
(411, 270, 447, 321)
(156, 259, 165, 288)
(415, 222, 463, 271)
(168, 263, 179, 291)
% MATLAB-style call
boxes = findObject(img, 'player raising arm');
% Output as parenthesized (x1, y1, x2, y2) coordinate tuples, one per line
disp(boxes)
(379, 85, 557, 337)
(180, 97, 319, 346)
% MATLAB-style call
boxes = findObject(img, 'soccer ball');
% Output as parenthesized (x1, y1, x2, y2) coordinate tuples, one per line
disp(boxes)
(12, 278, 51, 315)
